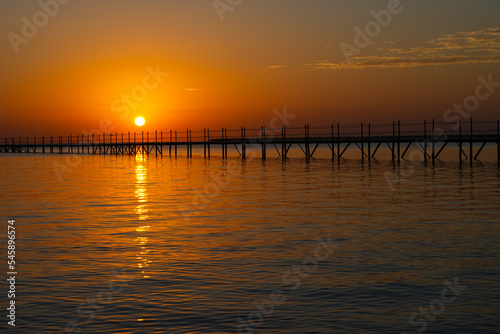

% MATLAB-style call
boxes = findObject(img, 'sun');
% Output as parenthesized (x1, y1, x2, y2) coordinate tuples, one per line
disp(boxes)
(135, 117, 145, 127)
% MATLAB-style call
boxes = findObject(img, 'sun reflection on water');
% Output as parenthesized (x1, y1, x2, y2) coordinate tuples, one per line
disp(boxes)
(134, 152, 152, 277)
(135, 153, 149, 221)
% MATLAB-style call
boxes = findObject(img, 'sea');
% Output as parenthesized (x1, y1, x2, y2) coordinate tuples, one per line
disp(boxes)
(0, 144, 499, 333)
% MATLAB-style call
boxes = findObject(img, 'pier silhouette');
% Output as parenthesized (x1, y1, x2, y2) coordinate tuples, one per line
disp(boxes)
(1, 119, 499, 166)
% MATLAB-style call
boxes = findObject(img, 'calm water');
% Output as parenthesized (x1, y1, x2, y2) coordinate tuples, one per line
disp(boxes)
(1, 147, 500, 334)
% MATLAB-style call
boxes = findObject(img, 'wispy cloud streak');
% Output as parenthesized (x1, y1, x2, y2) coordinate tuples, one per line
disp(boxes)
(309, 27, 500, 70)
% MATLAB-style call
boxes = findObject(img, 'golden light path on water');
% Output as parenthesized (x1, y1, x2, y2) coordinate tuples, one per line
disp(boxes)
(135, 152, 151, 280)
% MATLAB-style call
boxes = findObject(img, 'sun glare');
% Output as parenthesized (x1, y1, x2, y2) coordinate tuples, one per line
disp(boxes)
(135, 117, 145, 127)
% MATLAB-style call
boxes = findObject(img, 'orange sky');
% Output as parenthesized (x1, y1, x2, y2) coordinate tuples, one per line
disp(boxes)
(1, 0, 499, 137)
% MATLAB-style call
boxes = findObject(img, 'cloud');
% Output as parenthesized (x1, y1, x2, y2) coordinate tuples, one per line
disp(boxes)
(308, 27, 500, 70)
(269, 65, 287, 69)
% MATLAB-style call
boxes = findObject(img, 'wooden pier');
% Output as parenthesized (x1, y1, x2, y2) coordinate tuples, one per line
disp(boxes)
(1, 119, 499, 166)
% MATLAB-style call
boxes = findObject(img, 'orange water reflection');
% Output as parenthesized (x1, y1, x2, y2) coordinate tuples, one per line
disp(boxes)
(135, 152, 151, 278)
(135, 153, 149, 221)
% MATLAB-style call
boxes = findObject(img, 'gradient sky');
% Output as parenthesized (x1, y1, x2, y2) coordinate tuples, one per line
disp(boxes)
(1, 0, 499, 137)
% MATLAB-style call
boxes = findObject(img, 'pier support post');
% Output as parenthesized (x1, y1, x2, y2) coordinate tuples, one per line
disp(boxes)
(470, 118, 473, 167)
(368, 123, 371, 163)
(397, 120, 401, 164)
(305, 125, 309, 161)
(222, 128, 225, 159)
(392, 122, 395, 164)
(225, 128, 228, 158)
(207, 129, 211, 158)
(424, 121, 427, 163)
(187, 129, 189, 158)
(241, 127, 246, 159)
(432, 119, 435, 163)
(331, 124, 335, 161)
(337, 123, 340, 163)
(132, 132, 135, 155)
(204, 128, 207, 158)
(360, 123, 365, 164)
(261, 126, 266, 160)
(282, 126, 287, 161)
(459, 120, 462, 164)
(141, 131, 144, 155)
(127, 132, 130, 155)
(281, 126, 285, 159)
